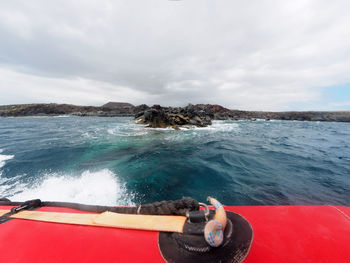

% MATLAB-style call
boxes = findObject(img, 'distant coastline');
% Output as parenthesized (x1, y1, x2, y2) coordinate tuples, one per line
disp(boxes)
(0, 103, 349, 125)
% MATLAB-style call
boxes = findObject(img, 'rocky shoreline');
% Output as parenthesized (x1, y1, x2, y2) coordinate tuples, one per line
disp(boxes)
(135, 104, 350, 128)
(1, 103, 349, 128)
(0, 103, 135, 117)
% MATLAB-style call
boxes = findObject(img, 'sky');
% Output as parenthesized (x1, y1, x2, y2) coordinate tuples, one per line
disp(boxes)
(0, 0, 349, 111)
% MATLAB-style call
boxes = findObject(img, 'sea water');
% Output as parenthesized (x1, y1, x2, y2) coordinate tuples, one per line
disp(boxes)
(0, 117, 349, 206)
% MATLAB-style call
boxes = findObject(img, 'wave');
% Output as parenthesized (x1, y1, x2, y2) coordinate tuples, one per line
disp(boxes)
(0, 174, 25, 196)
(131, 121, 240, 132)
(0, 149, 14, 170)
(197, 121, 240, 132)
(8, 169, 134, 206)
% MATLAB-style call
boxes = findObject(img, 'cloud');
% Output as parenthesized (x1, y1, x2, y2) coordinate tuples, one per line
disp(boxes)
(0, 0, 350, 110)
(0, 68, 155, 105)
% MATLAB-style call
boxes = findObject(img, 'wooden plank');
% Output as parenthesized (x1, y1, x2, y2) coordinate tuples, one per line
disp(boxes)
(9, 210, 187, 232)
(11, 211, 97, 226)
(93, 211, 186, 232)
(0, 210, 10, 216)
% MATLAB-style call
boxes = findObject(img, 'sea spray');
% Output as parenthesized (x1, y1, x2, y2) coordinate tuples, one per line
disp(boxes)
(0, 149, 14, 170)
(10, 169, 134, 206)
(0, 149, 14, 178)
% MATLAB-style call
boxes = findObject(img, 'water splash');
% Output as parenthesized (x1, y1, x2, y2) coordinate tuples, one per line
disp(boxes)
(9, 169, 134, 206)
(0, 149, 14, 175)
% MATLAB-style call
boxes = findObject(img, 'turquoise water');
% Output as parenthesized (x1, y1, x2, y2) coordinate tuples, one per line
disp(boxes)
(0, 117, 350, 206)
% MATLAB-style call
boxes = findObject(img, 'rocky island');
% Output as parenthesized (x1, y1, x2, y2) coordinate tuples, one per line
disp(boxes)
(0, 102, 349, 128)
(135, 104, 213, 129)
(135, 104, 350, 128)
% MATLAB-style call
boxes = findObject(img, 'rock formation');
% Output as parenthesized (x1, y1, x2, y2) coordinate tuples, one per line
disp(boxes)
(0, 103, 135, 117)
(1, 103, 349, 124)
(135, 104, 214, 128)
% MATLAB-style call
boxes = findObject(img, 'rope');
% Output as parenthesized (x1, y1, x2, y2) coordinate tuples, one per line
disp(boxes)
(0, 197, 199, 216)
(137, 197, 199, 215)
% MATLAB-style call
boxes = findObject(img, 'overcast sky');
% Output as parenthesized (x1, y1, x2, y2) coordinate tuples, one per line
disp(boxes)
(0, 0, 349, 110)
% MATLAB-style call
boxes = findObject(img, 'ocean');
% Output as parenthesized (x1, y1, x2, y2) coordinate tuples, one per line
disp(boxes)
(0, 116, 349, 206)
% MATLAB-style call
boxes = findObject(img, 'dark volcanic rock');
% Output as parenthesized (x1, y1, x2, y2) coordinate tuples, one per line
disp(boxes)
(1, 103, 349, 123)
(134, 104, 150, 117)
(0, 103, 135, 117)
(135, 104, 350, 128)
(186, 104, 232, 120)
(135, 104, 213, 128)
(229, 110, 350, 122)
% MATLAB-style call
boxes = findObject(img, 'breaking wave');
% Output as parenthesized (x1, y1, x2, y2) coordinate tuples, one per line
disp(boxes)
(9, 169, 134, 206)
(0, 149, 14, 170)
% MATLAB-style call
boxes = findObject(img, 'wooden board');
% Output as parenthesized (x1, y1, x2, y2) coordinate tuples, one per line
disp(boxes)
(94, 211, 186, 232)
(7, 210, 186, 233)
(11, 210, 97, 226)
(0, 209, 10, 216)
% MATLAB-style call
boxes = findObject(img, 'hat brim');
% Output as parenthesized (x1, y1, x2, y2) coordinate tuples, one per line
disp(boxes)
(159, 211, 253, 263)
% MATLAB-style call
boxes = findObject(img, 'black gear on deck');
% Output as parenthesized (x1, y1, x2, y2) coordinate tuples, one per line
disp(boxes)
(158, 211, 254, 263)
(0, 197, 199, 224)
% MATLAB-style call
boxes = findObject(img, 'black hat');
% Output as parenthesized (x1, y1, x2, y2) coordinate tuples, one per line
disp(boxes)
(158, 210, 253, 263)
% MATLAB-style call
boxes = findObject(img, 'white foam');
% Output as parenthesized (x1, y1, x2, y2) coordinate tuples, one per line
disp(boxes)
(195, 121, 240, 132)
(9, 169, 134, 206)
(0, 149, 14, 170)
(107, 128, 117, 135)
(0, 174, 26, 196)
(107, 125, 150, 137)
(129, 121, 241, 133)
(148, 127, 175, 131)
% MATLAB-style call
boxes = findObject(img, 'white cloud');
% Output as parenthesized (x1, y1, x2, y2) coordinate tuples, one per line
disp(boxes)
(0, 0, 350, 110)
(0, 67, 154, 106)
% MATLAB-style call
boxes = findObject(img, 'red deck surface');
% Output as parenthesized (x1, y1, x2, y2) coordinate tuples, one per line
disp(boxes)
(0, 205, 349, 263)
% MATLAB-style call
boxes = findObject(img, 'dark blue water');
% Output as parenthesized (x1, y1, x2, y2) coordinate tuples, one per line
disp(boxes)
(0, 117, 349, 206)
